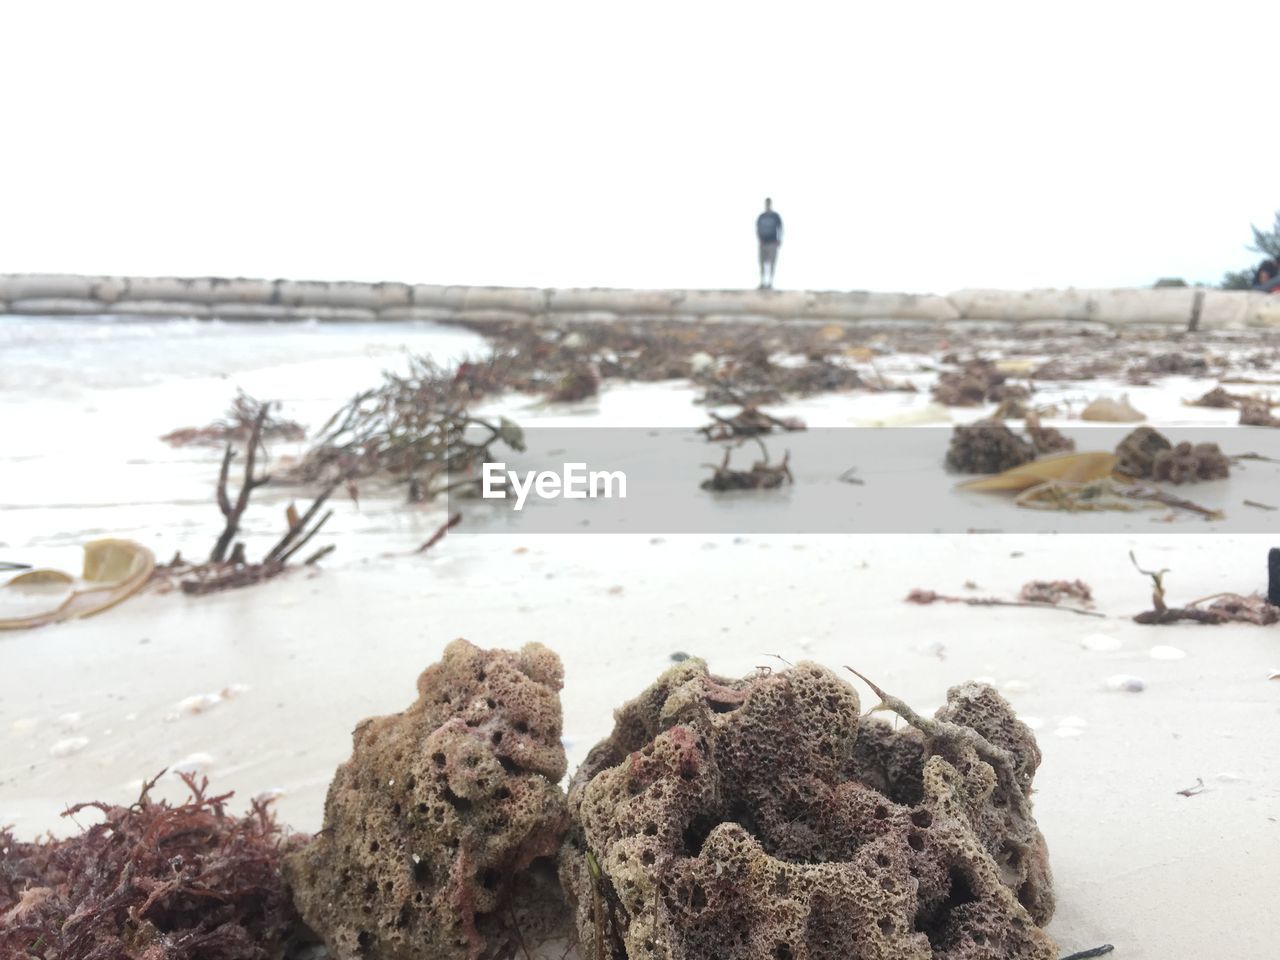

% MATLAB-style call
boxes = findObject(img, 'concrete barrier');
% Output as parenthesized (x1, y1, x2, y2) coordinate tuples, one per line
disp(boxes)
(3, 273, 1278, 330)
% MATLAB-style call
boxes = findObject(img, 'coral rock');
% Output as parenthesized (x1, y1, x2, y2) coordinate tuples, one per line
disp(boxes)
(561, 660, 1056, 960)
(286, 639, 570, 960)
(945, 420, 1035, 474)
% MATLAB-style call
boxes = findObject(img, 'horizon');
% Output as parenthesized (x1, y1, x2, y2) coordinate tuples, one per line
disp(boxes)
(2, 2, 1277, 293)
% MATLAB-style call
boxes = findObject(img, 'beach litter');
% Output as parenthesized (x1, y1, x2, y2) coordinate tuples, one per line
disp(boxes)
(0, 539, 154, 631)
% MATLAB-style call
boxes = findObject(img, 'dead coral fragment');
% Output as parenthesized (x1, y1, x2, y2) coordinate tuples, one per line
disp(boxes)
(1114, 428, 1229, 484)
(1239, 398, 1280, 427)
(0, 773, 307, 960)
(285, 639, 570, 960)
(561, 659, 1056, 960)
(945, 420, 1035, 474)
(933, 360, 1029, 407)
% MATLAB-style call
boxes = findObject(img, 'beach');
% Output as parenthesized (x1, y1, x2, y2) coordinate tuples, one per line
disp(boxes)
(2, 311, 1278, 959)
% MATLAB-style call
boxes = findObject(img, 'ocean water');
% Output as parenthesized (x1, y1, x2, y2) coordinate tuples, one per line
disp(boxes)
(0, 315, 488, 564)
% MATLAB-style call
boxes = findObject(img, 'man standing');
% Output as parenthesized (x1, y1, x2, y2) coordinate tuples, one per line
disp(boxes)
(756, 198, 783, 289)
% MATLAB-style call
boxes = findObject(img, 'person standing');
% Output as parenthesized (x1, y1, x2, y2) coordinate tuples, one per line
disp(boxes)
(756, 198, 783, 289)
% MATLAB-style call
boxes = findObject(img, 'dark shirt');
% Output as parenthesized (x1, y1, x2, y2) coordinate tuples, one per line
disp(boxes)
(757, 210, 783, 244)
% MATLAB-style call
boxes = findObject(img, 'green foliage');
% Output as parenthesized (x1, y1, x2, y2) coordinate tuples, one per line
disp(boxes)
(1220, 209, 1280, 288)
(1249, 211, 1280, 259)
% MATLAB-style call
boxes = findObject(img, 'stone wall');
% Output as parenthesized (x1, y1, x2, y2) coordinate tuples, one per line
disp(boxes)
(2, 274, 1278, 330)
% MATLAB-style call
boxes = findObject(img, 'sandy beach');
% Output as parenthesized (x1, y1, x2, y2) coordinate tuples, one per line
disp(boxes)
(3, 313, 1278, 959)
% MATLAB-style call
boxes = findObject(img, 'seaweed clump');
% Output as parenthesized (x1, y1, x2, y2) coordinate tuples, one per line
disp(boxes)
(0, 773, 308, 960)
(560, 659, 1056, 960)
(945, 420, 1035, 474)
(285, 639, 570, 960)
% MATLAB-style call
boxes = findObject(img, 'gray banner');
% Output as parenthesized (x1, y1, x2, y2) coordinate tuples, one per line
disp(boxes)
(448, 426, 1280, 534)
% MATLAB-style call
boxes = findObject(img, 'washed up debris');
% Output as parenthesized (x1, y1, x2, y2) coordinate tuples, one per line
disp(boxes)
(0, 773, 309, 960)
(1020, 579, 1094, 607)
(1239, 397, 1280, 426)
(1114, 427, 1229, 484)
(945, 419, 1035, 474)
(1129, 551, 1276, 624)
(548, 363, 601, 403)
(287, 355, 525, 501)
(1081, 393, 1145, 422)
(1187, 385, 1249, 409)
(1129, 351, 1208, 380)
(932, 358, 1030, 406)
(1103, 674, 1146, 692)
(1176, 777, 1207, 798)
(1024, 410, 1075, 454)
(699, 404, 806, 441)
(561, 656, 1059, 960)
(1060, 945, 1115, 960)
(0, 539, 154, 631)
(1270, 547, 1280, 605)
(701, 440, 792, 491)
(906, 587, 1103, 617)
(161, 389, 305, 447)
(152, 399, 351, 596)
(958, 451, 1117, 492)
(286, 640, 569, 960)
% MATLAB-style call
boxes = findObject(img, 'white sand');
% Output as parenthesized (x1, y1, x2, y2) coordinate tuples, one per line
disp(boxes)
(2, 316, 1278, 958)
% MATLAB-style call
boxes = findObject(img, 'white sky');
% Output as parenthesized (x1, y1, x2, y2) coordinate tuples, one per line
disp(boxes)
(2, 2, 1277, 293)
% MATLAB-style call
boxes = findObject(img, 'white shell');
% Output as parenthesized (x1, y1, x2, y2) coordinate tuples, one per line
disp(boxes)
(1149, 645, 1187, 661)
(1103, 674, 1147, 692)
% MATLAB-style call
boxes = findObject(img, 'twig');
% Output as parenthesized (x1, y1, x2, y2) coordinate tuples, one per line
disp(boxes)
(210, 406, 271, 563)
(416, 513, 462, 553)
(844, 666, 1031, 817)
(264, 479, 341, 563)
(303, 544, 336, 566)
(1060, 947, 1114, 960)
(1176, 777, 1206, 798)
(1244, 499, 1277, 511)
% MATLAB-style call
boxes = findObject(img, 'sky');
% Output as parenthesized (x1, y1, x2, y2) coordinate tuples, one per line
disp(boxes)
(2, 2, 1278, 294)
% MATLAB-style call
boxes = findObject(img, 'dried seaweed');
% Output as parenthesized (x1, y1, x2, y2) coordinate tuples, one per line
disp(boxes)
(161, 390, 305, 448)
(0, 773, 310, 960)
(699, 404, 806, 441)
(906, 587, 1104, 617)
(1019, 579, 1094, 607)
(287, 355, 525, 500)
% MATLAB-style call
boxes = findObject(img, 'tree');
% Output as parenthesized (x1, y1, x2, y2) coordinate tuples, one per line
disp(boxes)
(1221, 209, 1280, 289)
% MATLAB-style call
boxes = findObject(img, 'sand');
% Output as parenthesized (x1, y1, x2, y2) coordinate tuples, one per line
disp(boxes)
(2, 315, 1278, 958)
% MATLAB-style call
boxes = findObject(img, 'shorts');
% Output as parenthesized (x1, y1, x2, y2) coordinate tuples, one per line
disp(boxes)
(759, 241, 779, 266)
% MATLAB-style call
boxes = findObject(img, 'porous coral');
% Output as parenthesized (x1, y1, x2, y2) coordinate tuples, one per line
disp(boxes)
(0, 774, 307, 960)
(933, 361, 1028, 407)
(945, 420, 1036, 474)
(560, 660, 1056, 960)
(1115, 427, 1229, 484)
(285, 639, 570, 960)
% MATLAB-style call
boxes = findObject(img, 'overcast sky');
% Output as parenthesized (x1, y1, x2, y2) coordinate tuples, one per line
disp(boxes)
(2, 2, 1277, 293)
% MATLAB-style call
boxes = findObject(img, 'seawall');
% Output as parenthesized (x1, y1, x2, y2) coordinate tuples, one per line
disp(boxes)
(2, 274, 1278, 330)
